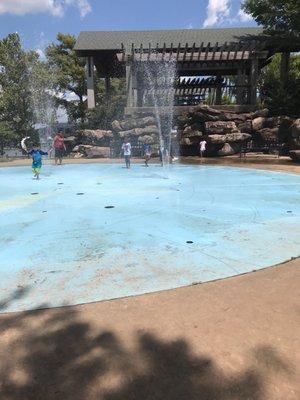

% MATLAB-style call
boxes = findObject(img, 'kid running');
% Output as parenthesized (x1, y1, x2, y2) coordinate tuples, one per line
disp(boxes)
(28, 144, 48, 179)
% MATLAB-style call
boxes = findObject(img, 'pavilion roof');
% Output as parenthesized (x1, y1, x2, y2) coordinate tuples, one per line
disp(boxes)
(75, 27, 263, 52)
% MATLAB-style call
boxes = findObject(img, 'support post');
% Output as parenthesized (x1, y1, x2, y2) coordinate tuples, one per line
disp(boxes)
(215, 75, 222, 105)
(86, 56, 95, 109)
(280, 52, 290, 87)
(126, 64, 133, 107)
(250, 56, 259, 105)
(136, 69, 143, 107)
(236, 68, 246, 104)
(105, 76, 111, 102)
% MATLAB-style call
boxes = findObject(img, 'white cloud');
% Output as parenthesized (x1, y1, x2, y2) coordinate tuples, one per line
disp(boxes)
(203, 0, 230, 28)
(0, 0, 91, 18)
(36, 48, 46, 59)
(237, 8, 252, 22)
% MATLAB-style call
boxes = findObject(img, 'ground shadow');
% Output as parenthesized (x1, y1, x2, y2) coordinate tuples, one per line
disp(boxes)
(0, 286, 31, 312)
(0, 295, 293, 400)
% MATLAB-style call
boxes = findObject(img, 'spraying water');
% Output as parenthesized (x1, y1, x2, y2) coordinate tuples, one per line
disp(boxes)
(142, 59, 176, 167)
(29, 62, 57, 172)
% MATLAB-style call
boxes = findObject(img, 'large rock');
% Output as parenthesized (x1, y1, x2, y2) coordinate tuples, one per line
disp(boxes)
(252, 117, 266, 131)
(85, 146, 110, 158)
(236, 120, 252, 133)
(138, 135, 155, 144)
(111, 120, 122, 131)
(291, 119, 300, 138)
(218, 142, 242, 156)
(289, 150, 300, 162)
(119, 125, 159, 138)
(205, 121, 239, 134)
(257, 127, 279, 141)
(113, 116, 157, 132)
(209, 132, 251, 144)
(72, 144, 93, 152)
(253, 108, 269, 118)
(180, 137, 192, 146)
(265, 117, 281, 128)
(182, 126, 203, 138)
(79, 129, 113, 145)
(64, 136, 77, 148)
(219, 112, 249, 122)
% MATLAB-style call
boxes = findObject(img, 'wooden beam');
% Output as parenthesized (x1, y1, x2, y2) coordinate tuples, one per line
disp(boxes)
(250, 56, 259, 104)
(86, 56, 95, 109)
(126, 64, 133, 107)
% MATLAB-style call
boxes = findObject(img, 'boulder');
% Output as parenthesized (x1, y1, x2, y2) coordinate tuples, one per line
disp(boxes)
(218, 143, 242, 156)
(289, 150, 300, 162)
(64, 136, 77, 149)
(265, 117, 281, 128)
(79, 129, 113, 145)
(180, 137, 192, 146)
(138, 135, 155, 144)
(236, 120, 252, 133)
(209, 132, 251, 145)
(72, 144, 93, 153)
(85, 146, 110, 158)
(119, 125, 159, 137)
(257, 127, 279, 141)
(205, 121, 239, 134)
(182, 128, 203, 138)
(219, 112, 248, 122)
(111, 120, 122, 131)
(192, 105, 222, 116)
(119, 116, 157, 131)
(291, 119, 300, 138)
(253, 108, 269, 118)
(252, 117, 266, 131)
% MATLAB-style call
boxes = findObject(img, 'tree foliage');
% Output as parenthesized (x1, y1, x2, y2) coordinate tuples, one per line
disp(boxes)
(0, 33, 35, 141)
(46, 33, 86, 123)
(260, 54, 300, 115)
(242, 0, 300, 36)
(88, 78, 126, 130)
(0, 121, 18, 155)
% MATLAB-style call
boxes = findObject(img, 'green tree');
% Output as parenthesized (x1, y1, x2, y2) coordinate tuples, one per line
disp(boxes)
(88, 78, 126, 129)
(46, 33, 86, 123)
(242, 0, 300, 36)
(0, 33, 35, 140)
(0, 121, 18, 155)
(259, 53, 300, 115)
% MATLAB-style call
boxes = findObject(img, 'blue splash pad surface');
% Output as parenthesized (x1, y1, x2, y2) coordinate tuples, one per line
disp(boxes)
(0, 163, 300, 313)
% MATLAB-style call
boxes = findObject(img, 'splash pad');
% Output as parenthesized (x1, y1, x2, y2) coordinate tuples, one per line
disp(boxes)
(0, 163, 300, 312)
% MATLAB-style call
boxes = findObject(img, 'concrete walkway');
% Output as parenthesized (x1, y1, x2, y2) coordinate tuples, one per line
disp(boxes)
(0, 258, 299, 399)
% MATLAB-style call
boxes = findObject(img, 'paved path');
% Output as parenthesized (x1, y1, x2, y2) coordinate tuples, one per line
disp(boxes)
(0, 259, 299, 399)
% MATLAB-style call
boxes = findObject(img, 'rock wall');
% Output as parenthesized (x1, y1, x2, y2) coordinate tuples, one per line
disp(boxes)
(177, 106, 299, 156)
(62, 107, 299, 159)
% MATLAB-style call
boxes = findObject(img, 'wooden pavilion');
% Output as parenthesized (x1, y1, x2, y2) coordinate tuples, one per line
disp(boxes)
(74, 28, 294, 114)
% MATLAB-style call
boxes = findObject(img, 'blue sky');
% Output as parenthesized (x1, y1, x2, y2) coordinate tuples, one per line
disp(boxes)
(0, 0, 256, 53)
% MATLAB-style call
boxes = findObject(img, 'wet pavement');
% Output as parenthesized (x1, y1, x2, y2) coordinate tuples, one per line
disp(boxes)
(1, 163, 300, 312)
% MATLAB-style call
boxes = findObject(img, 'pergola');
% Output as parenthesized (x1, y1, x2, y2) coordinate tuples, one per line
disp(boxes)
(74, 28, 291, 113)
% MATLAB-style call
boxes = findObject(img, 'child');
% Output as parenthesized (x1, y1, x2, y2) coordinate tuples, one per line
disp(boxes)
(199, 139, 207, 159)
(122, 138, 131, 169)
(53, 132, 66, 165)
(143, 143, 151, 167)
(28, 144, 48, 179)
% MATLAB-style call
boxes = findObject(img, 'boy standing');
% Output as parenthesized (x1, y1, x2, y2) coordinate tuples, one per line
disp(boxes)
(199, 139, 207, 159)
(122, 138, 132, 169)
(143, 143, 151, 167)
(28, 145, 48, 179)
(53, 132, 66, 165)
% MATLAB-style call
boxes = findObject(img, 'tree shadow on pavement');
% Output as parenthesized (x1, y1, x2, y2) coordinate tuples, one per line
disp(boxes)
(0, 293, 293, 400)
